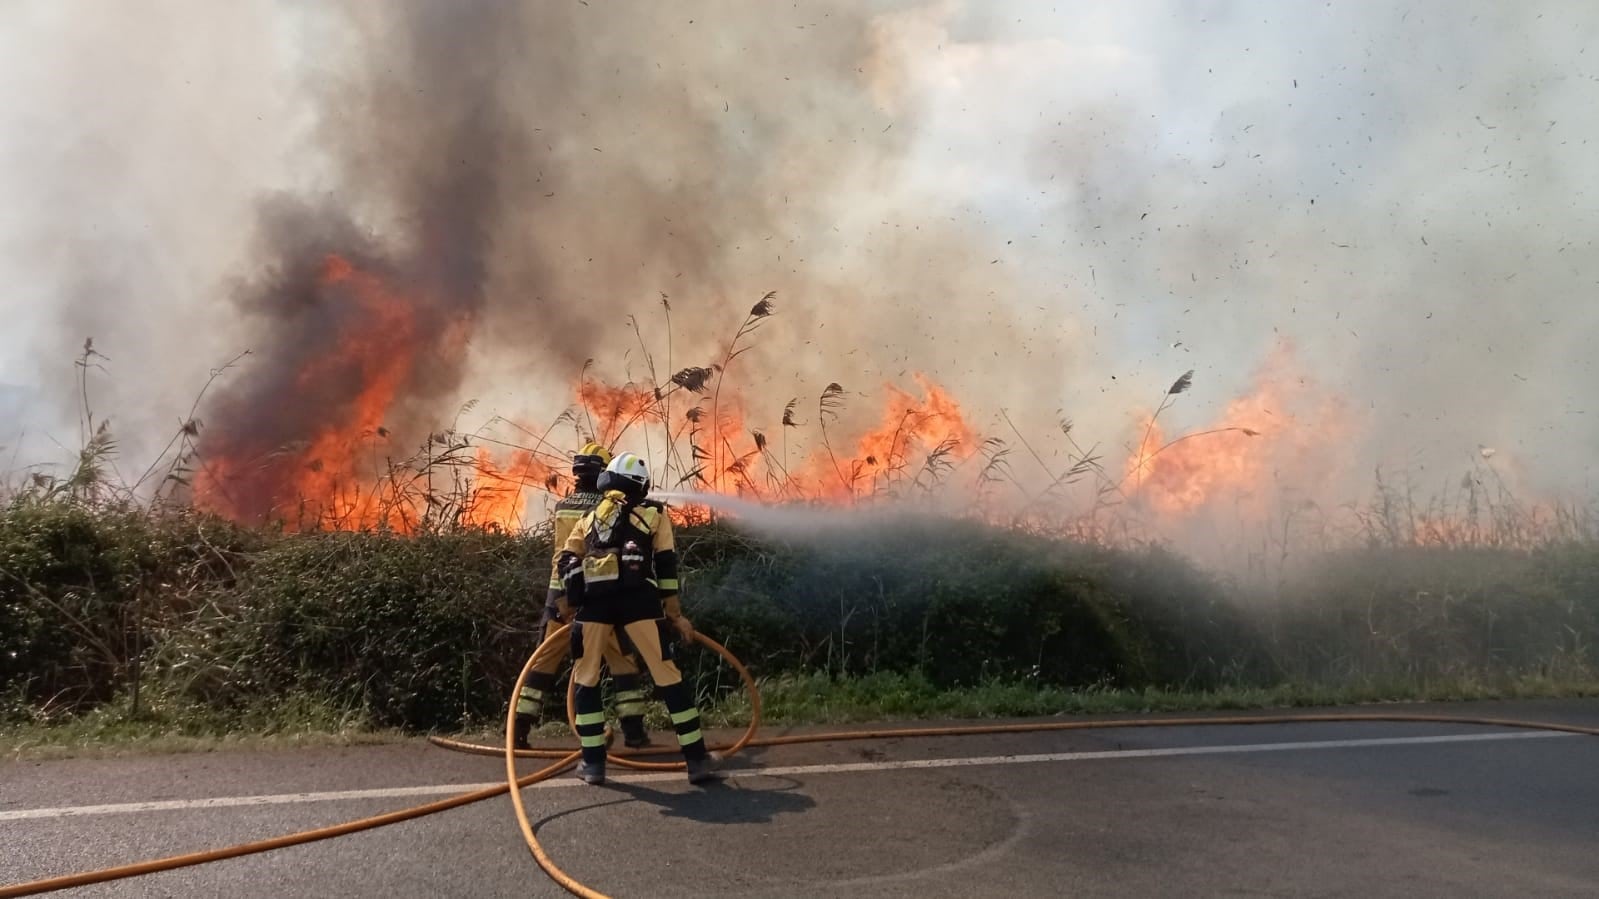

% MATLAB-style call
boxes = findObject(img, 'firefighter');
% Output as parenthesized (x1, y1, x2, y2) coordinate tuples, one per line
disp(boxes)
(511, 443, 651, 751)
(558, 452, 715, 785)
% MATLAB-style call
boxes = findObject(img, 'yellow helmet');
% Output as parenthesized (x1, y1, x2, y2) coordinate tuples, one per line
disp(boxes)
(573, 442, 612, 480)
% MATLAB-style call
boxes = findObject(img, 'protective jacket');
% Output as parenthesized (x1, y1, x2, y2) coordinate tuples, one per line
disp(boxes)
(546, 487, 604, 618)
(559, 491, 681, 625)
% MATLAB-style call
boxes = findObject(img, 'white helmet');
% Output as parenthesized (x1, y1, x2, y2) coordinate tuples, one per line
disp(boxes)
(597, 452, 650, 499)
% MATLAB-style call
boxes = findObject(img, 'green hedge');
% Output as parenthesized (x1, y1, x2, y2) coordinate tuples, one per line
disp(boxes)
(685, 521, 1272, 690)
(3, 497, 1597, 732)
(0, 500, 260, 710)
(220, 530, 549, 729)
(1270, 544, 1599, 682)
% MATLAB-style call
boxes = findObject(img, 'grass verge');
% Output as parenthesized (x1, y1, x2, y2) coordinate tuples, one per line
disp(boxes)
(0, 692, 403, 761)
(713, 671, 1599, 727)
(23, 672, 1578, 763)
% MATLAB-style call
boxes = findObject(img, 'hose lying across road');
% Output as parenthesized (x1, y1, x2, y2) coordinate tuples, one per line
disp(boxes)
(5, 626, 1599, 899)
(496, 625, 763, 898)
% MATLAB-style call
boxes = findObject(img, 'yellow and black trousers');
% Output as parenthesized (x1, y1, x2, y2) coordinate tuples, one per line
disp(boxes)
(570, 613, 707, 767)
(515, 609, 646, 741)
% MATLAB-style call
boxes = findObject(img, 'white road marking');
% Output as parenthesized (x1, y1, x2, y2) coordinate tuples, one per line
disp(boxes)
(0, 730, 1578, 823)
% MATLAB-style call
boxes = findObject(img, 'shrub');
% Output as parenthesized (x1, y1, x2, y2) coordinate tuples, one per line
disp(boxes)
(1267, 544, 1599, 682)
(683, 519, 1272, 690)
(0, 498, 258, 711)
(219, 529, 549, 730)
(4, 497, 1597, 733)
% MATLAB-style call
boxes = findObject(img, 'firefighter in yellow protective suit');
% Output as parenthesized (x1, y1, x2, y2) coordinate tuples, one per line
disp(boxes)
(511, 443, 650, 750)
(558, 452, 716, 785)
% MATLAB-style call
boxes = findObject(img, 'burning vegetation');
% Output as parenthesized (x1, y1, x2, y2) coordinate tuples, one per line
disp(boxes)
(189, 284, 1005, 531)
(3, 0, 1579, 561)
(179, 277, 1556, 560)
(155, 146, 1568, 550)
(189, 237, 480, 532)
(119, 203, 1567, 557)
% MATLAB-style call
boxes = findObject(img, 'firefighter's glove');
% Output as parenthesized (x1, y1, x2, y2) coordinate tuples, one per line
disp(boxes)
(672, 614, 696, 644)
(558, 553, 586, 606)
(562, 571, 585, 606)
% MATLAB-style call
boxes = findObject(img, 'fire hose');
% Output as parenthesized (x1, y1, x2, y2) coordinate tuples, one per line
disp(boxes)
(4, 623, 1599, 899)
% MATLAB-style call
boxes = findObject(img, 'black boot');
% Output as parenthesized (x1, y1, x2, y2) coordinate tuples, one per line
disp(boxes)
(685, 755, 721, 785)
(620, 715, 652, 749)
(512, 713, 536, 751)
(574, 683, 610, 785)
(612, 674, 651, 748)
(657, 680, 713, 782)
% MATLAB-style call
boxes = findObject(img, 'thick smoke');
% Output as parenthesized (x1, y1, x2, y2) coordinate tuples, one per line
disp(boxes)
(193, 1, 530, 521)
(0, 1, 296, 474)
(2, 1, 1596, 535)
(1011, 3, 1599, 496)
(193, 0, 1057, 523)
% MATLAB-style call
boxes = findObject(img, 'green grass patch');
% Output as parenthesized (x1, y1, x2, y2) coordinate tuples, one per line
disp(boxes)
(20, 672, 1598, 761)
(707, 671, 1599, 727)
(0, 689, 402, 760)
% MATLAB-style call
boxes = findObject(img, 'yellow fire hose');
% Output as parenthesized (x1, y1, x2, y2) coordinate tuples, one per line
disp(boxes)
(4, 623, 1599, 899)
(498, 625, 764, 897)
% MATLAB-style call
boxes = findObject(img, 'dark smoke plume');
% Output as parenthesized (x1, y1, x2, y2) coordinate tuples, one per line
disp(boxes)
(9, 1, 1595, 544)
(191, 0, 957, 523)
(196, 2, 530, 521)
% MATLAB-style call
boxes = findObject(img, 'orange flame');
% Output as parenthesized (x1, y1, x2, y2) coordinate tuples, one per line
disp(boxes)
(461, 447, 556, 530)
(194, 254, 423, 531)
(193, 264, 1415, 545)
(701, 399, 758, 495)
(773, 374, 979, 502)
(563, 371, 981, 521)
(195, 253, 556, 532)
(293, 256, 418, 528)
(577, 380, 657, 446)
(1123, 413, 1272, 517)
(1123, 342, 1355, 521)
(851, 374, 978, 484)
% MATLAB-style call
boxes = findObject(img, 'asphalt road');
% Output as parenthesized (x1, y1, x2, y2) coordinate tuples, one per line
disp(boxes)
(4, 699, 1599, 898)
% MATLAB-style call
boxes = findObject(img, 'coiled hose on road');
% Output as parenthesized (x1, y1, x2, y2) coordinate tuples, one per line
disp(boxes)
(5, 625, 1599, 899)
